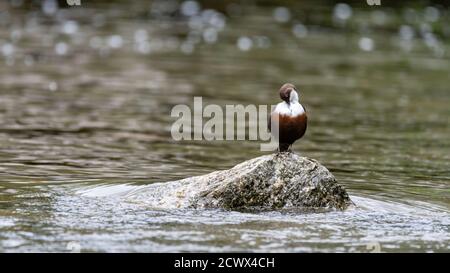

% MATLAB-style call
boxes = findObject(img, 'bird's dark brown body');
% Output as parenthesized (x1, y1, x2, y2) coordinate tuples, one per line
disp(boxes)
(272, 112, 307, 151)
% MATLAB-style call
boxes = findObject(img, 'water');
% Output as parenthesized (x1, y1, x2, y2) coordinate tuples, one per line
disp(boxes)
(0, 1, 449, 252)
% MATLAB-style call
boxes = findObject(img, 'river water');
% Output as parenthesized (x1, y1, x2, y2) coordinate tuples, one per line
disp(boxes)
(0, 0, 449, 252)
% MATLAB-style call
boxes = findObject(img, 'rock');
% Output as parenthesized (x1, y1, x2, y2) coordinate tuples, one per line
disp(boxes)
(129, 153, 353, 211)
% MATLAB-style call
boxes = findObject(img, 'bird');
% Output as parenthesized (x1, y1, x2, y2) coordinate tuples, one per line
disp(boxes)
(268, 83, 307, 152)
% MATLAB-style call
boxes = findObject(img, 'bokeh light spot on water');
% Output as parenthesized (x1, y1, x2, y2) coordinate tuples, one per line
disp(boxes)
(42, 0, 58, 16)
(203, 28, 218, 44)
(399, 25, 415, 41)
(48, 81, 58, 92)
(237, 36, 253, 51)
(108, 35, 124, 49)
(1, 43, 14, 57)
(358, 37, 375, 51)
(424, 6, 440, 23)
(273, 7, 291, 23)
(62, 20, 79, 35)
(292, 23, 308, 39)
(180, 0, 201, 17)
(333, 3, 352, 21)
(55, 42, 68, 55)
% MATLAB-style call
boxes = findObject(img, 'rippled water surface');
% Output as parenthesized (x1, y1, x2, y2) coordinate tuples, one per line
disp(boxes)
(0, 1, 449, 252)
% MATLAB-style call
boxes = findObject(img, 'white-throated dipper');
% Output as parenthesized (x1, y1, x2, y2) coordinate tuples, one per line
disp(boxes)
(269, 83, 307, 152)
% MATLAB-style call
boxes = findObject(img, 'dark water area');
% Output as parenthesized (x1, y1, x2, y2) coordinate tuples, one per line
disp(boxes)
(0, 0, 449, 252)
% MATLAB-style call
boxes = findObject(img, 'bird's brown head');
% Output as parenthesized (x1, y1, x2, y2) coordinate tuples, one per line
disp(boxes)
(279, 83, 297, 103)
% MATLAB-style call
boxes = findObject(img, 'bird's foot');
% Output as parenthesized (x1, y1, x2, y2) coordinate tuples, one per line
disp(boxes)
(276, 148, 293, 154)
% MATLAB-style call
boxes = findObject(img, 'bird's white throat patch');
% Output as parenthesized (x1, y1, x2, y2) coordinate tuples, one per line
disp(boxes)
(274, 101, 305, 117)
(290, 90, 299, 103)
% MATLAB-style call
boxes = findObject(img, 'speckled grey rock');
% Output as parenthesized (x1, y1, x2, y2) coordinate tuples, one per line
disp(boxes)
(130, 153, 353, 210)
